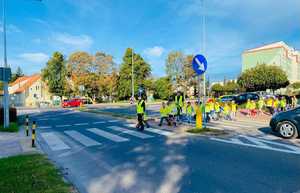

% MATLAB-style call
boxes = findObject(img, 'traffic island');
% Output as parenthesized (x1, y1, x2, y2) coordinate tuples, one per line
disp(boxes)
(187, 127, 229, 136)
(0, 154, 74, 193)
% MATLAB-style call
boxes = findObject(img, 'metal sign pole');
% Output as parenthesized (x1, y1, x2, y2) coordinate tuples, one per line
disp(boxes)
(3, 0, 9, 128)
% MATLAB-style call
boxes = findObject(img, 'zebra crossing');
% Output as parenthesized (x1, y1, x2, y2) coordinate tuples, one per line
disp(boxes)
(38, 123, 175, 152)
(211, 134, 300, 155)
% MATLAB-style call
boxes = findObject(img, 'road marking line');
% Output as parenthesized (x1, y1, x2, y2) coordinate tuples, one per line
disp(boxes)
(88, 128, 129, 142)
(125, 123, 174, 136)
(39, 126, 52, 129)
(210, 137, 300, 155)
(40, 132, 70, 151)
(108, 120, 119, 123)
(56, 124, 72, 128)
(145, 128, 174, 136)
(74, 123, 89, 126)
(206, 124, 233, 129)
(64, 130, 101, 147)
(92, 121, 105, 124)
(108, 126, 153, 139)
(239, 135, 270, 148)
(39, 118, 49, 121)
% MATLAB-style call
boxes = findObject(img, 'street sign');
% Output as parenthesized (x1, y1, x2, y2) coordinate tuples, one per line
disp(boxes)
(192, 54, 207, 76)
(0, 67, 11, 81)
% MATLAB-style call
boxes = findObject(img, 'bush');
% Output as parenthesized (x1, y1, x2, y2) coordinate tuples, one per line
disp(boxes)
(0, 107, 17, 125)
(0, 122, 19, 132)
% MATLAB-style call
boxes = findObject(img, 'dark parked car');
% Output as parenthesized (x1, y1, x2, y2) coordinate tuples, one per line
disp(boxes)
(219, 95, 237, 103)
(270, 107, 300, 139)
(235, 93, 259, 105)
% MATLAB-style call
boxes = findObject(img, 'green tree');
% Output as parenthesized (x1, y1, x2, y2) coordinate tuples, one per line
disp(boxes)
(117, 48, 151, 100)
(41, 52, 66, 98)
(10, 66, 24, 83)
(237, 64, 289, 92)
(211, 83, 223, 97)
(166, 51, 185, 89)
(153, 77, 172, 100)
(223, 81, 240, 94)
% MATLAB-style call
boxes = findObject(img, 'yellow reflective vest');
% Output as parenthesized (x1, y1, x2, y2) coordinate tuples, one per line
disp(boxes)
(136, 100, 144, 114)
(175, 95, 184, 107)
(160, 107, 168, 117)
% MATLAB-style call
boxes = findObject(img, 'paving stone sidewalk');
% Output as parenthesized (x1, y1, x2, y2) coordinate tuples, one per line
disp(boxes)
(0, 126, 40, 158)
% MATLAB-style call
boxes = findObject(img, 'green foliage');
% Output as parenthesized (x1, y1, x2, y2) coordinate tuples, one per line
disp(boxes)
(10, 66, 24, 83)
(41, 52, 66, 98)
(153, 77, 172, 100)
(223, 81, 240, 93)
(238, 64, 289, 92)
(0, 154, 71, 193)
(117, 48, 151, 100)
(0, 122, 19, 132)
(290, 82, 300, 90)
(211, 83, 223, 96)
(165, 51, 196, 94)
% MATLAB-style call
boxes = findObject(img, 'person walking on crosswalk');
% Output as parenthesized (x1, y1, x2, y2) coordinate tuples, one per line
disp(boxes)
(175, 91, 184, 122)
(136, 96, 146, 131)
(230, 100, 237, 120)
(266, 97, 274, 115)
(159, 102, 170, 126)
(292, 96, 298, 109)
(223, 102, 231, 120)
(258, 97, 265, 116)
(246, 99, 251, 117)
(186, 101, 194, 124)
(214, 101, 221, 120)
(249, 100, 257, 118)
(279, 97, 287, 112)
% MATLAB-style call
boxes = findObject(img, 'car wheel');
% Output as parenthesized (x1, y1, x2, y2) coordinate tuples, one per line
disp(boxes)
(277, 121, 298, 139)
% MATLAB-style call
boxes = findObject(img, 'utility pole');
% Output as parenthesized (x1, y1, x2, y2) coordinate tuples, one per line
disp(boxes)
(131, 49, 134, 99)
(202, 0, 206, 99)
(2, 0, 9, 128)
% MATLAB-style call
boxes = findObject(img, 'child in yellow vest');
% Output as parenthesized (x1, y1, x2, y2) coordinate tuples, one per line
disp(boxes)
(230, 101, 237, 120)
(223, 103, 231, 120)
(249, 100, 257, 118)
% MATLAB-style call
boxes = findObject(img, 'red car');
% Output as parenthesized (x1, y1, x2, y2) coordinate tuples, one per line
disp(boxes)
(62, 99, 83, 108)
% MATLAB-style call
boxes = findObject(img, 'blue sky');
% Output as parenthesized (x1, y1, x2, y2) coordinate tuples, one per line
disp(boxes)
(1, 0, 300, 81)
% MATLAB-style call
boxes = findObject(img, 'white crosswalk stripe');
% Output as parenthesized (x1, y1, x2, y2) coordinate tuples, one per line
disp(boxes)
(56, 124, 72, 128)
(39, 126, 52, 129)
(108, 120, 120, 123)
(74, 123, 89, 126)
(88, 128, 129, 142)
(145, 128, 174, 136)
(108, 126, 153, 139)
(92, 121, 105, 124)
(64, 130, 101, 147)
(210, 135, 300, 155)
(40, 132, 71, 151)
(125, 123, 174, 136)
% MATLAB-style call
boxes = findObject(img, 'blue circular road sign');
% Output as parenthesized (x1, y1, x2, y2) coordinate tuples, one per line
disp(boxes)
(192, 54, 207, 75)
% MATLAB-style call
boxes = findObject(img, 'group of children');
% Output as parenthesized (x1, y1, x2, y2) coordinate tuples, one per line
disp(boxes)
(158, 99, 239, 127)
(158, 95, 299, 126)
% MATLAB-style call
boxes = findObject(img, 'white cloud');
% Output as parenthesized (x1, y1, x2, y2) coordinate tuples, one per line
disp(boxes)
(18, 52, 49, 63)
(143, 46, 165, 57)
(54, 32, 93, 49)
(0, 23, 21, 33)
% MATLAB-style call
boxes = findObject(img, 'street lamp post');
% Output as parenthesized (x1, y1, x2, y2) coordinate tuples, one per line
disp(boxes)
(2, 0, 10, 128)
(131, 49, 134, 100)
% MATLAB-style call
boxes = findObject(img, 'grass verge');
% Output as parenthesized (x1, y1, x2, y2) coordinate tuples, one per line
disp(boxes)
(187, 127, 228, 135)
(0, 122, 19, 132)
(0, 154, 72, 193)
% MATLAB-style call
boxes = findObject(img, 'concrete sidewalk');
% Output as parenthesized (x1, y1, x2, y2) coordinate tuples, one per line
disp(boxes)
(0, 126, 40, 158)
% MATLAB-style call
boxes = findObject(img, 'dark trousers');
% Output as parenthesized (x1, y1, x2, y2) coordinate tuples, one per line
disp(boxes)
(176, 106, 182, 121)
(159, 116, 169, 126)
(137, 113, 144, 130)
(267, 106, 274, 115)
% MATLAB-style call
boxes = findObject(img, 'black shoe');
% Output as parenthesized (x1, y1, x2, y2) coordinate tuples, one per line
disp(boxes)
(158, 124, 162, 126)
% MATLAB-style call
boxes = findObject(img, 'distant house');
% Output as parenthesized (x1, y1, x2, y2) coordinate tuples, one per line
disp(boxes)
(242, 41, 300, 83)
(8, 74, 52, 107)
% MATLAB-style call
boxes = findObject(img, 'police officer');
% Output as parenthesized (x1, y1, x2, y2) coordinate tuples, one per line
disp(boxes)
(136, 96, 146, 131)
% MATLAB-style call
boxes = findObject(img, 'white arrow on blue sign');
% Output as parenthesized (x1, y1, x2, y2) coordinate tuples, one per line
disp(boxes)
(192, 54, 207, 76)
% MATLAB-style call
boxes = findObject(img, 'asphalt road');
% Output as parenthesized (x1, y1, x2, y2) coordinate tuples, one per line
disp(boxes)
(30, 108, 300, 193)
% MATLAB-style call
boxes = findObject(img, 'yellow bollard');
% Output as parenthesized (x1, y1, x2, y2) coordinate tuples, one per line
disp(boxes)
(195, 105, 203, 129)
(32, 121, 36, 147)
